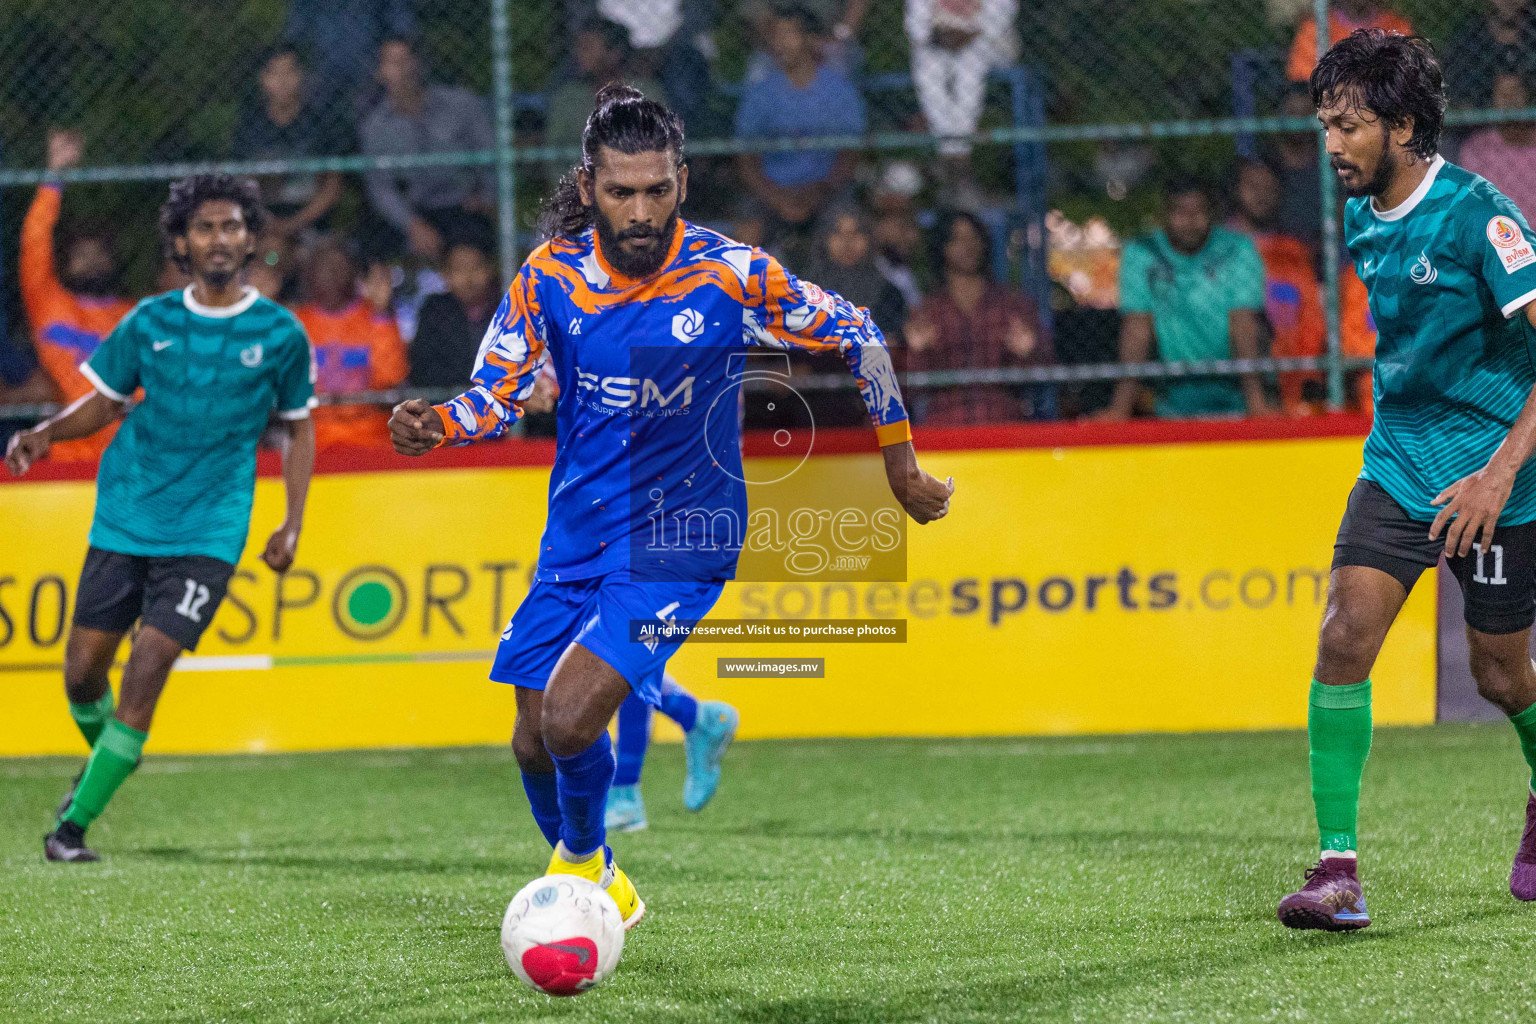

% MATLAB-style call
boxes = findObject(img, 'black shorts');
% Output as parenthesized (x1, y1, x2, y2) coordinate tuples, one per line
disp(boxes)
(1333, 478, 1536, 634)
(73, 547, 235, 651)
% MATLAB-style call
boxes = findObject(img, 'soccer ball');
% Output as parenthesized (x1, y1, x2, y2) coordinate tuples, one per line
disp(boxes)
(500, 875, 626, 996)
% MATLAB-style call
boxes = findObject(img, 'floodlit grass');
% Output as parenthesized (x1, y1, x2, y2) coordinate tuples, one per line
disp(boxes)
(4, 726, 1536, 1022)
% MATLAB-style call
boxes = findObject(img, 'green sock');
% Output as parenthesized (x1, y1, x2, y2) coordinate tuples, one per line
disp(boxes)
(68, 690, 116, 747)
(1510, 702, 1536, 792)
(1309, 678, 1373, 854)
(61, 718, 146, 831)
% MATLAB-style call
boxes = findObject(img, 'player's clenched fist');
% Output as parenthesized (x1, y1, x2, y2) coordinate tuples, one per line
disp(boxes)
(881, 440, 955, 525)
(389, 398, 445, 456)
(4, 428, 51, 477)
(900, 470, 955, 525)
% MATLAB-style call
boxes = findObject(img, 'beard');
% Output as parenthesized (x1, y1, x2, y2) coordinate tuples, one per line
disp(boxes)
(1333, 132, 1399, 198)
(197, 255, 239, 290)
(594, 201, 680, 278)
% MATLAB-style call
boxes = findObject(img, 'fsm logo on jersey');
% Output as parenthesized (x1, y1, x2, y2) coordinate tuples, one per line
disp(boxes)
(575, 369, 695, 413)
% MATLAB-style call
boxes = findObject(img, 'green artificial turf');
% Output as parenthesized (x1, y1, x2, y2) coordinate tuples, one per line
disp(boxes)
(3, 726, 1536, 1022)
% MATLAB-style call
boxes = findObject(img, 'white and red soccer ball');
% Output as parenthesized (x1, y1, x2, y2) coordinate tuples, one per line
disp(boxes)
(500, 875, 626, 996)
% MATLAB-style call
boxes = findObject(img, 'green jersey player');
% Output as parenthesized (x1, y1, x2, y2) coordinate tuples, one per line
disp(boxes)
(4, 175, 317, 862)
(1277, 30, 1536, 931)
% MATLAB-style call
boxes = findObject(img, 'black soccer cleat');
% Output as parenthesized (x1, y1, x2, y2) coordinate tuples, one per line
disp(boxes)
(44, 820, 100, 863)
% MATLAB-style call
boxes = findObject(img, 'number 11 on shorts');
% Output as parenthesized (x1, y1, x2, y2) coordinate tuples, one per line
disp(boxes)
(1473, 542, 1508, 585)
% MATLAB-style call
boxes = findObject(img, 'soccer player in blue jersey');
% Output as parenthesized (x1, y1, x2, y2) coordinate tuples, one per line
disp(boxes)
(5, 175, 316, 862)
(1278, 31, 1536, 930)
(606, 676, 738, 832)
(390, 85, 952, 927)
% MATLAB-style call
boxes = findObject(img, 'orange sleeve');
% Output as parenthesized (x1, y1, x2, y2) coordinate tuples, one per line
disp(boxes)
(31, 341, 84, 402)
(368, 313, 408, 389)
(1340, 269, 1377, 357)
(1297, 267, 1325, 359)
(1286, 20, 1318, 82)
(20, 185, 75, 331)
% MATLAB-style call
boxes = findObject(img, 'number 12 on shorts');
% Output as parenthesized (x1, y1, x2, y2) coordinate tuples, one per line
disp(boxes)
(176, 579, 212, 621)
(1473, 542, 1508, 586)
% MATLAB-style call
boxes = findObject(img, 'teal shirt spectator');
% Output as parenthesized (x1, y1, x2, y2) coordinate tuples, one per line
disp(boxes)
(82, 287, 316, 565)
(733, 62, 865, 188)
(1119, 226, 1266, 417)
(1346, 156, 1536, 525)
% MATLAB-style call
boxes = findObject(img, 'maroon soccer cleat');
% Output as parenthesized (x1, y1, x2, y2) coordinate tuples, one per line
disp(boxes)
(1512, 790, 1536, 901)
(1278, 856, 1371, 931)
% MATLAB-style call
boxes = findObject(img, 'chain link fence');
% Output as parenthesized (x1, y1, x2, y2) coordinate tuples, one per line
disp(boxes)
(0, 1, 1532, 442)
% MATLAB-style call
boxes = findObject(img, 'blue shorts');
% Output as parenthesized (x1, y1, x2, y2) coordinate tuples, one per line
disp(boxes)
(489, 570, 725, 705)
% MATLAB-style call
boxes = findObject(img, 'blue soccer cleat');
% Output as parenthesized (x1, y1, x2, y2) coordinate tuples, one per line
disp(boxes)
(605, 784, 648, 833)
(683, 701, 739, 812)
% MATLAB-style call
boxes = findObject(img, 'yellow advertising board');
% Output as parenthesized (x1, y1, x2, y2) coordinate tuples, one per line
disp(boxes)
(0, 436, 1435, 756)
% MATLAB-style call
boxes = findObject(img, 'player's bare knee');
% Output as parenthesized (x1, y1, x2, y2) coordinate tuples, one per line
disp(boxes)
(540, 710, 598, 760)
(1468, 642, 1530, 713)
(1314, 612, 1377, 685)
(511, 723, 554, 774)
(62, 661, 110, 704)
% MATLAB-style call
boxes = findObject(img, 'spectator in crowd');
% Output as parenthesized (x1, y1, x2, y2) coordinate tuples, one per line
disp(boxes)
(248, 231, 302, 304)
(410, 232, 499, 390)
(904, 0, 1018, 205)
(292, 237, 408, 450)
(1287, 1, 1412, 83)
(798, 203, 909, 425)
(546, 20, 666, 155)
(1443, 0, 1536, 108)
(230, 45, 346, 242)
(904, 210, 1050, 425)
(0, 148, 53, 434)
(1097, 178, 1272, 420)
(735, 3, 866, 259)
(744, 0, 871, 76)
(870, 161, 928, 310)
(808, 203, 908, 339)
(1269, 88, 1324, 253)
(563, 0, 713, 129)
(1459, 73, 1536, 218)
(21, 130, 136, 461)
(1228, 158, 1325, 415)
(282, 0, 417, 113)
(360, 36, 495, 262)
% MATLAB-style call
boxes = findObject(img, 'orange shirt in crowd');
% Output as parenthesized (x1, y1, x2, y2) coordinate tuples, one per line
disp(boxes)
(1287, 9, 1414, 82)
(21, 184, 134, 460)
(1340, 265, 1377, 412)
(1249, 231, 1326, 413)
(293, 301, 408, 450)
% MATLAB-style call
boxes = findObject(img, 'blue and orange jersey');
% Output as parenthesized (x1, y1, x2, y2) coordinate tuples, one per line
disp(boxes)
(293, 300, 407, 450)
(433, 219, 912, 583)
(22, 184, 135, 460)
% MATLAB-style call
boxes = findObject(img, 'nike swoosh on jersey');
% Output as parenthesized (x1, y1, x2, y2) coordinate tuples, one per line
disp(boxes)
(153, 340, 174, 351)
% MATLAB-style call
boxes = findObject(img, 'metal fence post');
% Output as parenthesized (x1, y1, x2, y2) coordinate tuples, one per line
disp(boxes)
(1315, 0, 1344, 409)
(490, 0, 517, 283)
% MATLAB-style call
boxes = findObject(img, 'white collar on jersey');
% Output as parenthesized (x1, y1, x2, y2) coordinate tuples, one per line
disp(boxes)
(1370, 154, 1444, 222)
(182, 284, 260, 319)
